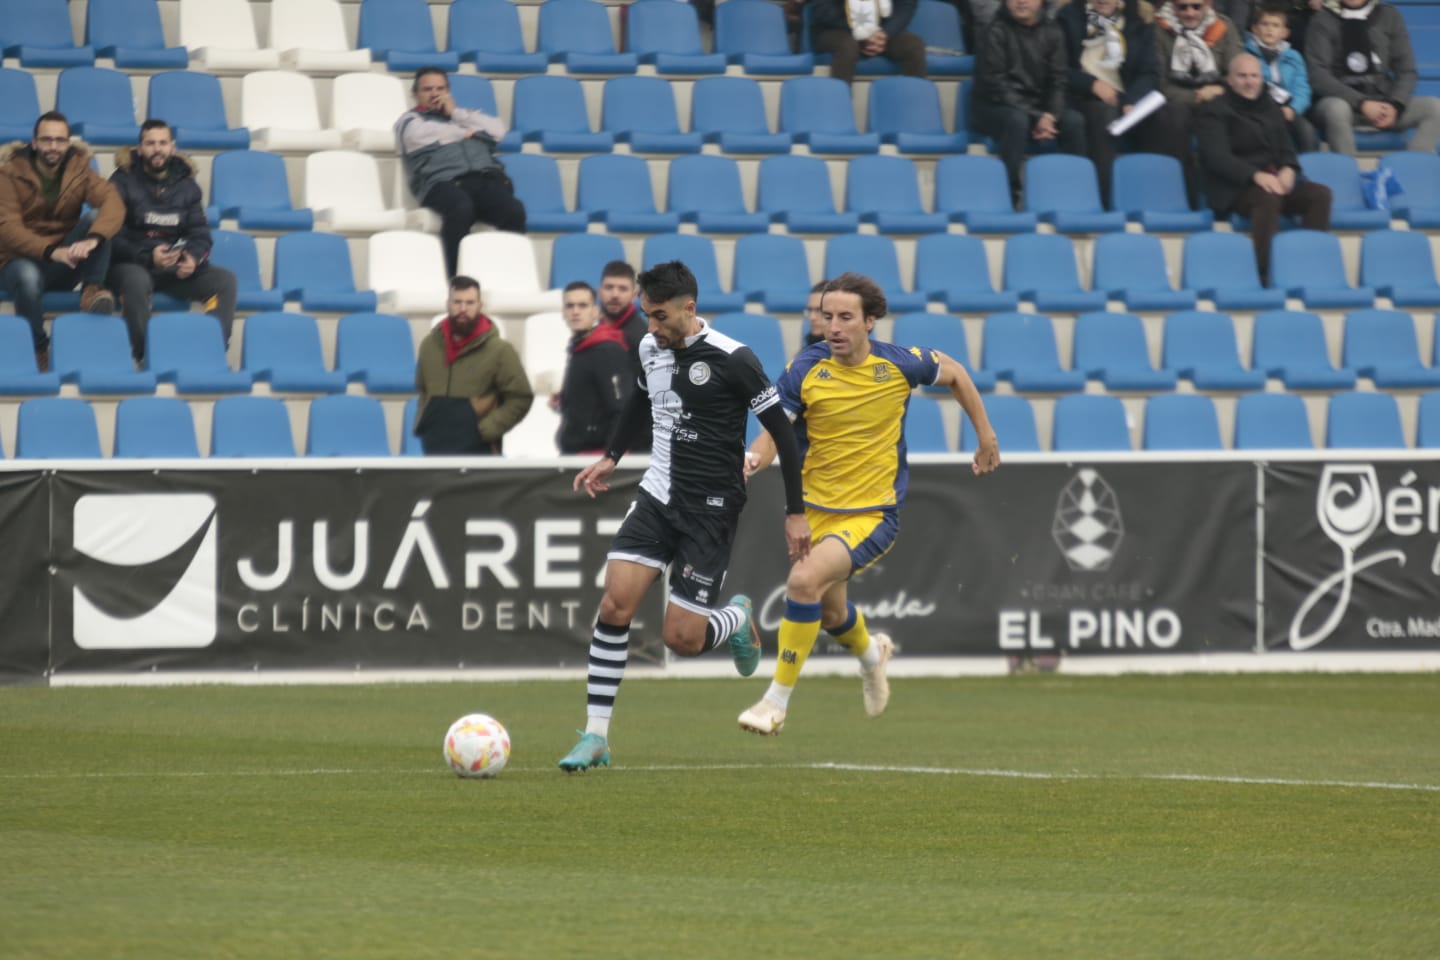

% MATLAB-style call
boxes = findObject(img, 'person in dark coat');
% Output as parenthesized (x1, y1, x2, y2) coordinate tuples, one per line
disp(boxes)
(556, 281, 632, 455)
(1196, 52, 1331, 281)
(807, 0, 928, 82)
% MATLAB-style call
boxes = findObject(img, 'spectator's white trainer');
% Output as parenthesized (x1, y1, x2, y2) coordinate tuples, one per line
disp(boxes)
(738, 698, 786, 736)
(861, 633, 894, 717)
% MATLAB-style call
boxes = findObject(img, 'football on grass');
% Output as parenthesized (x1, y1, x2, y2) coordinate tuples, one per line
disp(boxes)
(443, 714, 511, 779)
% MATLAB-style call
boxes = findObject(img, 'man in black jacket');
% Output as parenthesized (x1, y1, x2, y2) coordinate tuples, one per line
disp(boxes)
(808, 0, 928, 83)
(556, 281, 631, 455)
(974, 0, 1086, 207)
(1196, 52, 1331, 281)
(108, 119, 237, 362)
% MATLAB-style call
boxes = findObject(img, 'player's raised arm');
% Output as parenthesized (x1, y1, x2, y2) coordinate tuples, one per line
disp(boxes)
(934, 351, 1000, 476)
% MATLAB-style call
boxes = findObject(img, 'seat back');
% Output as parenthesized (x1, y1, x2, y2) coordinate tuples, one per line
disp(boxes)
(332, 72, 409, 135)
(1024, 154, 1105, 215)
(577, 154, 661, 215)
(51, 314, 137, 378)
(3, 0, 86, 50)
(668, 154, 749, 215)
(87, 0, 168, 52)
(448, 0, 528, 56)
(1003, 233, 1084, 295)
(274, 231, 359, 297)
(641, 233, 730, 299)
(1162, 311, 1245, 372)
(1052, 394, 1132, 451)
(147, 71, 233, 134)
(367, 230, 448, 311)
(823, 234, 909, 294)
(1142, 394, 1222, 450)
(1359, 229, 1439, 290)
(1327, 391, 1406, 448)
(16, 398, 102, 458)
(147, 312, 233, 377)
(911, 0, 968, 51)
(114, 397, 200, 457)
(627, 0, 707, 56)
(757, 154, 840, 215)
(358, 0, 442, 56)
(691, 76, 772, 135)
(1342, 308, 1425, 370)
(1270, 230, 1349, 291)
(914, 234, 996, 296)
(1251, 310, 1333, 374)
(1378, 150, 1440, 213)
(904, 394, 950, 452)
(0, 68, 41, 134)
(241, 312, 330, 375)
(960, 395, 1040, 452)
(935, 154, 1013, 215)
(179, 0, 262, 50)
(710, 313, 787, 380)
(1093, 232, 1172, 294)
(538, 0, 621, 56)
(305, 150, 389, 214)
(1182, 232, 1264, 292)
(307, 394, 391, 455)
(892, 312, 974, 370)
(211, 395, 296, 456)
(982, 312, 1065, 375)
(549, 233, 625, 289)
(336, 312, 415, 382)
(56, 66, 136, 131)
(512, 75, 594, 136)
(714, 0, 794, 56)
(779, 76, 862, 136)
(458, 232, 547, 296)
(1111, 153, 1191, 214)
(449, 74, 500, 115)
(271, 0, 356, 54)
(846, 154, 925, 214)
(1072, 311, 1155, 376)
(1417, 391, 1440, 448)
(733, 233, 812, 304)
(209, 229, 270, 293)
(1234, 392, 1313, 449)
(867, 76, 946, 137)
(603, 75, 684, 136)
(503, 153, 572, 216)
(1298, 151, 1370, 212)
(212, 150, 296, 215)
(241, 70, 324, 131)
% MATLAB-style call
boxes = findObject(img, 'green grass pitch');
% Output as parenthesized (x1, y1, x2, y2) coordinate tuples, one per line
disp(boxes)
(2, 673, 1438, 959)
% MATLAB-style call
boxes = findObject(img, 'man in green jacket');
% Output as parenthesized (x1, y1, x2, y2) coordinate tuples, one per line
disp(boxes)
(413, 275, 534, 455)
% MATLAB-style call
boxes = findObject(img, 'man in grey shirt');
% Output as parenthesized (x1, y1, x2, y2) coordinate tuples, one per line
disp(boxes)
(395, 67, 526, 278)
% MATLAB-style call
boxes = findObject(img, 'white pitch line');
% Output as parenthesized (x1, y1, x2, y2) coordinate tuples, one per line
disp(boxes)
(3, 762, 1437, 793)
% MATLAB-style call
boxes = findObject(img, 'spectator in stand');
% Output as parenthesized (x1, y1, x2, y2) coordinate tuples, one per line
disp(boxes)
(555, 281, 632, 455)
(0, 111, 122, 371)
(1058, 0, 1173, 209)
(808, 0, 928, 83)
(107, 119, 238, 363)
(598, 259, 651, 453)
(1244, 1, 1315, 151)
(396, 67, 526, 279)
(1220, 0, 1322, 52)
(413, 275, 534, 455)
(802, 281, 828, 351)
(974, 0, 1087, 208)
(1196, 52, 1331, 282)
(1154, 0, 1244, 201)
(1306, 0, 1440, 156)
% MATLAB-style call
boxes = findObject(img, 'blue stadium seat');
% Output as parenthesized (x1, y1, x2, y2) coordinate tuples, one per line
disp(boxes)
(1378, 151, 1440, 228)
(892, 312, 996, 392)
(1053, 394, 1132, 451)
(1233, 392, 1314, 450)
(55, 66, 138, 145)
(981, 313, 1087, 391)
(0, 315, 61, 395)
(1418, 391, 1440, 447)
(625, 0, 728, 73)
(15, 398, 102, 458)
(336, 313, 417, 394)
(1023, 155, 1127, 233)
(1299, 152, 1392, 230)
(823, 235, 928, 313)
(909, 0, 975, 75)
(1161, 311, 1267, 390)
(1270, 230, 1376, 308)
(667, 155, 770, 233)
(1342, 308, 1440, 387)
(961, 394, 1040, 452)
(642, 234, 747, 314)
(1359, 229, 1440, 306)
(503, 153, 590, 233)
(209, 229, 285, 311)
(146, 313, 253, 394)
(867, 77, 968, 154)
(273, 232, 378, 313)
(1110, 153, 1214, 231)
(1181, 232, 1287, 310)
(448, 73, 501, 116)
(1071, 311, 1179, 391)
(732, 233, 813, 312)
(757, 155, 860, 233)
(512, 76, 616, 152)
(691, 76, 793, 154)
(710, 313, 787, 380)
(934, 154, 1039, 233)
(210, 395, 296, 457)
(1250, 310, 1358, 390)
(0, 0, 95, 67)
(602, 76, 704, 153)
(357, 0, 460, 71)
(307, 395, 392, 456)
(779, 77, 882, 154)
(536, 0, 639, 73)
(1326, 391, 1407, 448)
(210, 150, 314, 232)
(241, 312, 347, 393)
(714, 0, 813, 74)
(904, 395, 951, 452)
(1142, 394, 1222, 450)
(113, 397, 200, 458)
(549, 233, 625, 289)
(146, 72, 250, 150)
(846, 155, 949, 234)
(448, 0, 548, 73)
(0, 68, 40, 142)
(1002, 233, 1107, 312)
(401, 396, 424, 457)
(576, 154, 681, 233)
(1091, 233, 1198, 312)
(86, 0, 187, 68)
(51, 314, 157, 394)
(913, 234, 1019, 313)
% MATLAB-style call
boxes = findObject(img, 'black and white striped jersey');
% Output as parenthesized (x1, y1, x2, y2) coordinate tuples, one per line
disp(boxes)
(636, 318, 779, 513)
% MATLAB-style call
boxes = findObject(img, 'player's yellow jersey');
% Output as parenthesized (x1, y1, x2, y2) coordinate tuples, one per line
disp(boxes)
(778, 340, 942, 513)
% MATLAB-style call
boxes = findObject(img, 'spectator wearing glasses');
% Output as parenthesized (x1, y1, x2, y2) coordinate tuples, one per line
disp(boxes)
(1155, 0, 1244, 201)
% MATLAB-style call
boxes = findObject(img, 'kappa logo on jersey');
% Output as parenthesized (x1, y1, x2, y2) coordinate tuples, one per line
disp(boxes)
(688, 361, 712, 385)
(817, 369, 832, 379)
(874, 365, 891, 382)
(71, 494, 218, 650)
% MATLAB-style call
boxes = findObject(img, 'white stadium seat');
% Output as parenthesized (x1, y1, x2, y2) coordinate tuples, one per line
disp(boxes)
(180, 0, 282, 72)
(333, 72, 410, 153)
(369, 231, 449, 314)
(457, 232, 564, 316)
(305, 150, 415, 233)
(271, 0, 374, 74)
(241, 70, 344, 152)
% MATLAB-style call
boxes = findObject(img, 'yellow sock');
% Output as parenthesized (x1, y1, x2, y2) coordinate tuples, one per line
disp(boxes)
(829, 603, 872, 659)
(774, 598, 823, 688)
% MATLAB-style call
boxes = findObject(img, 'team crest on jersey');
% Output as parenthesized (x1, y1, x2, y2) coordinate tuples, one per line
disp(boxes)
(873, 364, 891, 383)
(688, 361, 712, 385)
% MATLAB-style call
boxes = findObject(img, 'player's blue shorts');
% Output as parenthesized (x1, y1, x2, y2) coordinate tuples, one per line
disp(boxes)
(807, 507, 900, 576)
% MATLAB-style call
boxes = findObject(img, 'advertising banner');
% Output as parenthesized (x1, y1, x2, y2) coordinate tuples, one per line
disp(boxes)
(0, 471, 51, 681)
(1265, 461, 1440, 651)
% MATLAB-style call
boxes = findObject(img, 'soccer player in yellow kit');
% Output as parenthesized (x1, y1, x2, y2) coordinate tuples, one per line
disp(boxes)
(738, 273, 1001, 734)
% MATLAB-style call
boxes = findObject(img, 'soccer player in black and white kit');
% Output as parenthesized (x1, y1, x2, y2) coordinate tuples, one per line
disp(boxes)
(558, 261, 809, 771)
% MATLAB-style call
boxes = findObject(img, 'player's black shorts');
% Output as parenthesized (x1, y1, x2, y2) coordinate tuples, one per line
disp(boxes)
(607, 489, 740, 613)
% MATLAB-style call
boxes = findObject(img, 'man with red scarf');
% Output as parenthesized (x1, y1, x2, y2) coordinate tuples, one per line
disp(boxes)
(413, 275, 533, 455)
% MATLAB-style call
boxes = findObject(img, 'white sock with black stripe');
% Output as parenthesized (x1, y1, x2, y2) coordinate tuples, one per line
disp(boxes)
(584, 620, 629, 738)
(702, 603, 745, 654)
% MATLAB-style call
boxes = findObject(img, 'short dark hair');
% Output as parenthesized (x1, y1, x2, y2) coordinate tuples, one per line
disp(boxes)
(139, 118, 172, 141)
(1251, 1, 1289, 25)
(637, 260, 698, 305)
(412, 67, 450, 93)
(450, 275, 480, 294)
(563, 280, 596, 301)
(820, 272, 888, 321)
(601, 260, 636, 284)
(33, 111, 69, 140)
(809, 280, 828, 295)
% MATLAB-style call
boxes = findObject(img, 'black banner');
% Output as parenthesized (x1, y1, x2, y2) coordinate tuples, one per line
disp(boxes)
(1264, 462, 1440, 651)
(730, 461, 1258, 656)
(0, 471, 50, 682)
